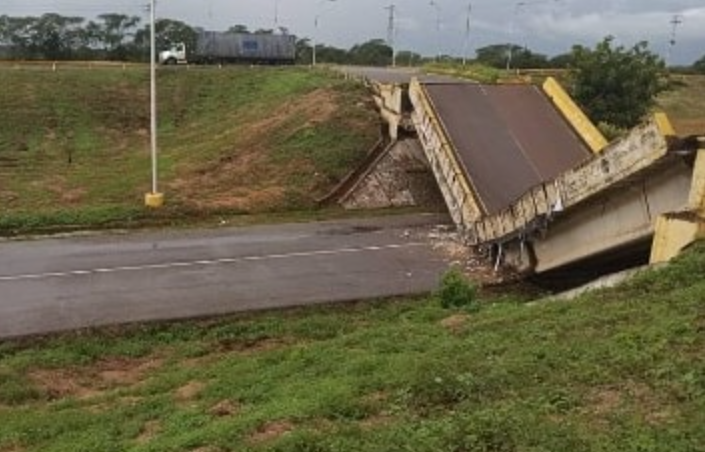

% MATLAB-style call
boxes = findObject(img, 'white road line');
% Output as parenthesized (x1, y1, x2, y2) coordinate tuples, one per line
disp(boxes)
(0, 242, 426, 282)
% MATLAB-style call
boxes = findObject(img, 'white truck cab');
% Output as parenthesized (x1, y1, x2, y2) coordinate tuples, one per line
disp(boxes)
(159, 43, 187, 65)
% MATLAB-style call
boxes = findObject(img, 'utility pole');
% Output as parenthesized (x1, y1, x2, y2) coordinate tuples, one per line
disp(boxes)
(145, 0, 163, 208)
(274, 0, 281, 29)
(462, 2, 472, 66)
(666, 14, 683, 68)
(385, 3, 396, 67)
(429, 1, 441, 62)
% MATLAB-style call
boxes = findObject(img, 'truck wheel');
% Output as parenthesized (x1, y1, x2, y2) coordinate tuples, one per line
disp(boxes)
(166, 58, 177, 66)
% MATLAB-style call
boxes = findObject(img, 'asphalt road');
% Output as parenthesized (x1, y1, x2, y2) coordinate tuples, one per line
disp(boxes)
(0, 214, 452, 339)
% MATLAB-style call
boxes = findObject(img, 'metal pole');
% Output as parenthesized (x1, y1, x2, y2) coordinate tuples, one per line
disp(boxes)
(274, 0, 280, 29)
(506, 0, 561, 71)
(462, 2, 472, 66)
(386, 4, 396, 67)
(150, 0, 158, 195)
(506, 1, 523, 71)
(429, 1, 441, 62)
(312, 0, 337, 67)
(312, 15, 318, 66)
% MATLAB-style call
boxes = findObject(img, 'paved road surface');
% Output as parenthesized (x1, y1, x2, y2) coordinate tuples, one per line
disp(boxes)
(0, 214, 452, 339)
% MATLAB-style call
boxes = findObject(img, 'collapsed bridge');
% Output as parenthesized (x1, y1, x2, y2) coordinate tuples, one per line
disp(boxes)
(334, 71, 705, 275)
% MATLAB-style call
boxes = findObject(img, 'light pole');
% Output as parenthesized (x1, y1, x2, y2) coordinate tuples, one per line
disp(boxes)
(274, 0, 281, 29)
(145, 0, 163, 208)
(505, 1, 525, 72)
(312, 0, 337, 66)
(462, 2, 472, 66)
(506, 0, 561, 71)
(429, 1, 441, 62)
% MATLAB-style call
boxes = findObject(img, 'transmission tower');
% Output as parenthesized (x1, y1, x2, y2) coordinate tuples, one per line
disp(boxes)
(385, 4, 397, 67)
(666, 14, 683, 68)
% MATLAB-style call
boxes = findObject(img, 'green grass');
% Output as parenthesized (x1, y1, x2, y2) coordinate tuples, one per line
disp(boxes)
(0, 66, 379, 235)
(423, 62, 502, 84)
(1, 243, 704, 451)
(657, 74, 705, 136)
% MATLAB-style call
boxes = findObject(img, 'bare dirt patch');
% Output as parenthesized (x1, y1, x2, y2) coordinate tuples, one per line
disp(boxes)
(43, 175, 87, 206)
(440, 314, 471, 334)
(0, 444, 26, 452)
(217, 336, 301, 356)
(248, 420, 295, 444)
(175, 381, 206, 402)
(170, 88, 345, 212)
(359, 414, 395, 430)
(136, 420, 161, 445)
(671, 119, 705, 136)
(208, 399, 240, 417)
(29, 356, 164, 400)
(583, 382, 677, 426)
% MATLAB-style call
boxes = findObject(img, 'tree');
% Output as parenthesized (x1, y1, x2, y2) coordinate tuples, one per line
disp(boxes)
(29, 13, 85, 60)
(693, 55, 705, 74)
(134, 18, 197, 56)
(396, 50, 422, 67)
(476, 44, 514, 68)
(314, 44, 348, 64)
(95, 13, 140, 59)
(295, 38, 312, 64)
(569, 36, 666, 129)
(227, 24, 250, 34)
(549, 52, 573, 69)
(349, 39, 392, 66)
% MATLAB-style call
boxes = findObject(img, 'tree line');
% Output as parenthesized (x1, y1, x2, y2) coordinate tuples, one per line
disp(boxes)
(0, 13, 396, 65)
(2, 12, 704, 73)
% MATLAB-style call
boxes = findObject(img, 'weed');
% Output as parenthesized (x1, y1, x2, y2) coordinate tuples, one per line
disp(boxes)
(436, 267, 480, 311)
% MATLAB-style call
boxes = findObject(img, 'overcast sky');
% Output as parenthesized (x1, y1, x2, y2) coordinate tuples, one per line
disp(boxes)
(3, 0, 704, 64)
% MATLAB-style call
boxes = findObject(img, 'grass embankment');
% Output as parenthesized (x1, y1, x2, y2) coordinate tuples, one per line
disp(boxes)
(1, 244, 703, 451)
(0, 65, 379, 235)
(657, 74, 705, 136)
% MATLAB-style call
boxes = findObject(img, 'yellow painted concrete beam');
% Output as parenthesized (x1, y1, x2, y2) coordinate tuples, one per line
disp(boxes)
(542, 77, 608, 154)
(650, 214, 705, 264)
(689, 148, 705, 215)
(653, 112, 677, 137)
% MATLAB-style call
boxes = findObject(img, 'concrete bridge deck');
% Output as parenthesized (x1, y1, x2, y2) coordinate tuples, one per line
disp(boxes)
(406, 77, 704, 273)
(424, 83, 591, 215)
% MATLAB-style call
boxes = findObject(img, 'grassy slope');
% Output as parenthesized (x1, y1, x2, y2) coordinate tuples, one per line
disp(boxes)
(657, 75, 705, 136)
(0, 66, 378, 233)
(1, 244, 703, 452)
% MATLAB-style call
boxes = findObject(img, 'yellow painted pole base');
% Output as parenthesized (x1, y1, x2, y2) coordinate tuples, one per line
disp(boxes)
(145, 192, 165, 209)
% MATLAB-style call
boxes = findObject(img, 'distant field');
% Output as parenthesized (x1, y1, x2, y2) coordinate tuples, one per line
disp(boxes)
(657, 74, 705, 136)
(0, 243, 703, 451)
(0, 64, 379, 234)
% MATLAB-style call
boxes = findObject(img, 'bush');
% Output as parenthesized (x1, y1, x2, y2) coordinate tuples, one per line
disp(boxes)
(436, 268, 479, 311)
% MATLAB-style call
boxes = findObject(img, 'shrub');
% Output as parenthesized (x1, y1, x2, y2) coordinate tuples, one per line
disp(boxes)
(436, 268, 479, 311)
